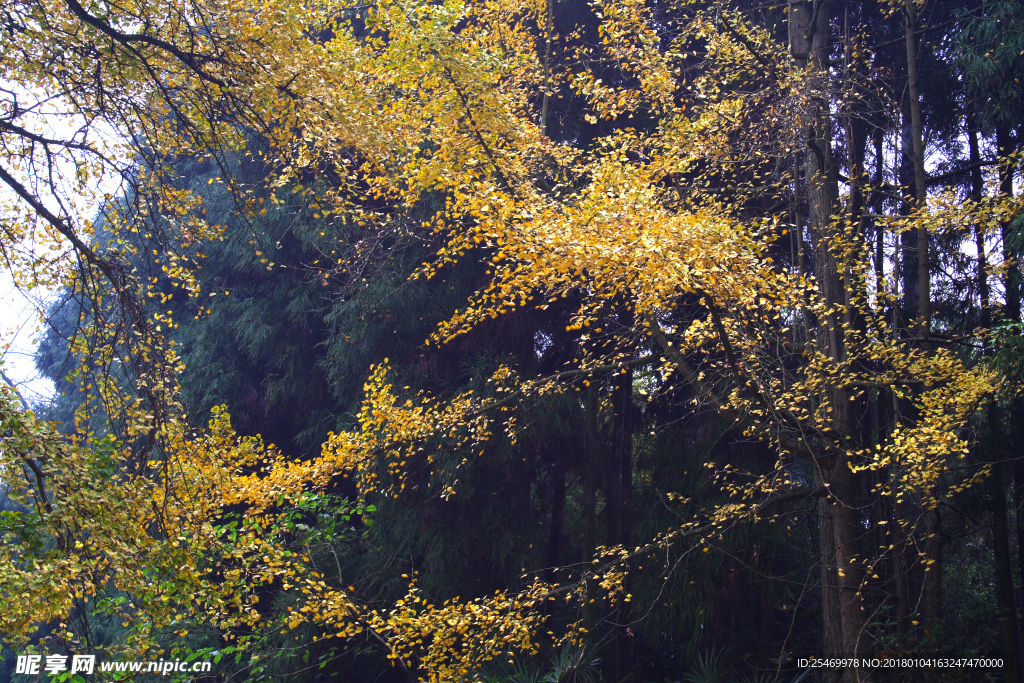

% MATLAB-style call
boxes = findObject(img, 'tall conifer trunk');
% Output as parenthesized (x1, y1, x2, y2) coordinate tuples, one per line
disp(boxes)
(995, 123, 1024, 682)
(998, 126, 1020, 323)
(790, 3, 865, 678)
(581, 385, 599, 635)
(904, 0, 929, 332)
(970, 120, 991, 337)
(902, 10, 943, 627)
(604, 363, 635, 683)
(991, 452, 1022, 683)
(899, 102, 919, 332)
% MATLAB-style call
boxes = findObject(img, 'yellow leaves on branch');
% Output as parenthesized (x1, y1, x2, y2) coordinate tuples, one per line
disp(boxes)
(432, 156, 795, 345)
(0, 377, 563, 676)
(370, 581, 551, 682)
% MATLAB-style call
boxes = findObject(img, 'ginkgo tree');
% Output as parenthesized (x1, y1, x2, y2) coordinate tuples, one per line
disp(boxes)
(1, 0, 1021, 680)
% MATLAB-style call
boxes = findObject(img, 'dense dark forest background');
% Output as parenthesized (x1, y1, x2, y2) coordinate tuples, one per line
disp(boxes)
(3, 0, 1024, 681)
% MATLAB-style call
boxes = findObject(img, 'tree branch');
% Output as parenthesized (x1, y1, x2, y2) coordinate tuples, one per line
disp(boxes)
(534, 485, 827, 600)
(62, 0, 228, 87)
(466, 355, 659, 418)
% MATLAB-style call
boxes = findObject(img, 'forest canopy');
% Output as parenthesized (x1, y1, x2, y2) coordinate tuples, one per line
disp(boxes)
(1, 0, 1024, 681)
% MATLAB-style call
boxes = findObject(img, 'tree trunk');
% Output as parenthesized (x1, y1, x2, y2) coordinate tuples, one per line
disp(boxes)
(546, 472, 567, 577)
(791, 3, 866, 679)
(904, 0, 930, 333)
(998, 126, 1020, 322)
(905, 1, 944, 627)
(1014, 445, 1024, 645)
(604, 364, 635, 683)
(923, 506, 942, 626)
(831, 457, 866, 660)
(581, 385, 599, 635)
(816, 490, 843, 683)
(872, 127, 886, 304)
(995, 124, 1024, 668)
(991, 455, 1022, 683)
(970, 120, 991, 335)
(794, 153, 811, 344)
(899, 103, 919, 337)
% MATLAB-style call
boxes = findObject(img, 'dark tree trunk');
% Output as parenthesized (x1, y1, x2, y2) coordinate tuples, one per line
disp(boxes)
(904, 0, 930, 332)
(969, 119, 991, 334)
(872, 126, 885, 303)
(899, 102, 919, 335)
(581, 385, 599, 635)
(791, 3, 866, 679)
(998, 126, 1020, 322)
(546, 472, 566, 577)
(923, 506, 942, 626)
(604, 363, 635, 683)
(991, 454, 1022, 683)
